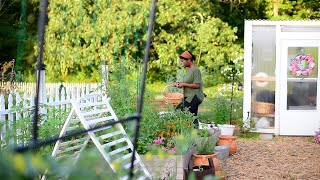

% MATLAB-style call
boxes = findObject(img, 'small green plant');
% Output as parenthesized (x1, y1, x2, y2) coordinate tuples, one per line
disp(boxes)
(195, 137, 217, 155)
(235, 118, 259, 139)
(212, 96, 231, 125)
(197, 129, 211, 138)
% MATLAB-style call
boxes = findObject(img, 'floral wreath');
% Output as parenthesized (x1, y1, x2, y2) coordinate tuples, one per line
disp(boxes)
(289, 54, 316, 77)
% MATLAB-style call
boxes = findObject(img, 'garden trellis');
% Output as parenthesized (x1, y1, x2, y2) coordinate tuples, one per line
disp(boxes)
(11, 0, 157, 179)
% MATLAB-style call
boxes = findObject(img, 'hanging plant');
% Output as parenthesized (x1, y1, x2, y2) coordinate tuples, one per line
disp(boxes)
(289, 54, 316, 77)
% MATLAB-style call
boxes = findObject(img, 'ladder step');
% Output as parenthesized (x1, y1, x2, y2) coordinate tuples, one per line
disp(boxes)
(108, 145, 130, 156)
(56, 150, 81, 160)
(137, 175, 148, 180)
(98, 130, 122, 140)
(120, 174, 147, 180)
(81, 93, 101, 99)
(103, 138, 126, 148)
(86, 116, 114, 125)
(60, 137, 87, 147)
(70, 118, 80, 123)
(77, 101, 106, 108)
(81, 108, 110, 117)
(57, 144, 84, 154)
(91, 125, 111, 133)
(114, 153, 132, 163)
(66, 126, 79, 132)
(123, 159, 139, 169)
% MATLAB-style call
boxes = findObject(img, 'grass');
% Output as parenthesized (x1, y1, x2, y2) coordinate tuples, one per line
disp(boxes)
(237, 132, 260, 140)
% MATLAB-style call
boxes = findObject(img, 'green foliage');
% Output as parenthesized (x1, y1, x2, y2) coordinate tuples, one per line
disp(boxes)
(143, 109, 195, 155)
(204, 83, 243, 124)
(41, 0, 243, 84)
(173, 131, 197, 155)
(265, 0, 320, 20)
(197, 129, 211, 138)
(0, 149, 118, 179)
(108, 63, 140, 118)
(151, 0, 242, 85)
(195, 137, 217, 155)
(44, 0, 150, 82)
(234, 117, 259, 140)
(212, 96, 231, 125)
(5, 101, 67, 153)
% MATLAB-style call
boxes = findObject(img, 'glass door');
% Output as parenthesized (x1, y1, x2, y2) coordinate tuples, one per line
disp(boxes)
(280, 40, 320, 135)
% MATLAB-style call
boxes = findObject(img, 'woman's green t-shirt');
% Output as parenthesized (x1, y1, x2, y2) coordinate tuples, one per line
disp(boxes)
(182, 67, 204, 103)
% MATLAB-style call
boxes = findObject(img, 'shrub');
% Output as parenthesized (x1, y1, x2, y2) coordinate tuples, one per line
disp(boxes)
(212, 96, 231, 125)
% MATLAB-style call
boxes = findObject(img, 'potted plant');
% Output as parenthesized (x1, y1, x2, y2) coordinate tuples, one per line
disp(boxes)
(212, 96, 235, 135)
(192, 136, 219, 172)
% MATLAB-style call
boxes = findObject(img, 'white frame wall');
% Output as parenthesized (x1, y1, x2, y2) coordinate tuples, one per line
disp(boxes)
(243, 20, 320, 135)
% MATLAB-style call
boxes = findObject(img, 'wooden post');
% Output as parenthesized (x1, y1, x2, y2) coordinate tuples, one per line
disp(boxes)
(37, 64, 47, 119)
(101, 60, 108, 95)
(273, 0, 278, 17)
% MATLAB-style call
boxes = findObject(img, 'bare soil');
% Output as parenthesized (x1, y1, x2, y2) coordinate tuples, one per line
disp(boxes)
(219, 136, 320, 180)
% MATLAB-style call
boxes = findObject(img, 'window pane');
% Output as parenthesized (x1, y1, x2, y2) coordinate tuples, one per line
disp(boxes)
(287, 81, 317, 110)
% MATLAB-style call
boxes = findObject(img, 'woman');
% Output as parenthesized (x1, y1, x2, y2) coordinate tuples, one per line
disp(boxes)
(171, 50, 205, 124)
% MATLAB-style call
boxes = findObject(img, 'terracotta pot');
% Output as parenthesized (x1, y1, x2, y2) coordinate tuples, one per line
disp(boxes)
(217, 135, 237, 155)
(193, 153, 220, 172)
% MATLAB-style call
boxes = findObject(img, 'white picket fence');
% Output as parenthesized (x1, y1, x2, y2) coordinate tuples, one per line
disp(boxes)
(0, 82, 100, 145)
(0, 82, 100, 95)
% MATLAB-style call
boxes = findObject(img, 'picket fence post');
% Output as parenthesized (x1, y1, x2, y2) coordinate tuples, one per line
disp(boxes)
(0, 95, 6, 142)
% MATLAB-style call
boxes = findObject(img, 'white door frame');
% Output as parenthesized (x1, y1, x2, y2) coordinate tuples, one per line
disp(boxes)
(279, 39, 320, 135)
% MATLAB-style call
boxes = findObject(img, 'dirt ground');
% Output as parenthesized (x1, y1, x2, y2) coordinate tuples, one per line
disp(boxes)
(219, 136, 320, 180)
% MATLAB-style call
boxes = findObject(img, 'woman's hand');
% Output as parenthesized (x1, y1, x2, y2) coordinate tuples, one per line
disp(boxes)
(171, 82, 179, 87)
(177, 82, 184, 88)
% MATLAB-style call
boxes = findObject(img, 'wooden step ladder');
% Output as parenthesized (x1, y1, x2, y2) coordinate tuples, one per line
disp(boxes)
(50, 93, 151, 179)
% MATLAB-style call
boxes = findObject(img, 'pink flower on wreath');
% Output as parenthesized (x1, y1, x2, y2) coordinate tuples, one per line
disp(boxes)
(289, 54, 315, 77)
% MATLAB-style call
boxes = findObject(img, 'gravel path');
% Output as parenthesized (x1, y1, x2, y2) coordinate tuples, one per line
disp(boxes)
(219, 136, 320, 180)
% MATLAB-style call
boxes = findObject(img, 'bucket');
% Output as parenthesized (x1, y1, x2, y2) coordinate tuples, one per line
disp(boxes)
(214, 146, 230, 160)
(217, 124, 235, 135)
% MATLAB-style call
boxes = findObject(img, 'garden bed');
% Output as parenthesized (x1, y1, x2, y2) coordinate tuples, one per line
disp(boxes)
(220, 136, 320, 179)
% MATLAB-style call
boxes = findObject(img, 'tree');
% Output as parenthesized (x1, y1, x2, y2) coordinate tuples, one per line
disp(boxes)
(265, 0, 320, 19)
(44, 0, 150, 82)
(150, 0, 242, 85)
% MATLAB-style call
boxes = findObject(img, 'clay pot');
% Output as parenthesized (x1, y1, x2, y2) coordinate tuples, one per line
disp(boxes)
(217, 135, 237, 155)
(193, 153, 220, 172)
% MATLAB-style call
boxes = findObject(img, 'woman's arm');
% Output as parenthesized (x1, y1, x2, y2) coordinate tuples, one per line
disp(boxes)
(177, 82, 200, 89)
